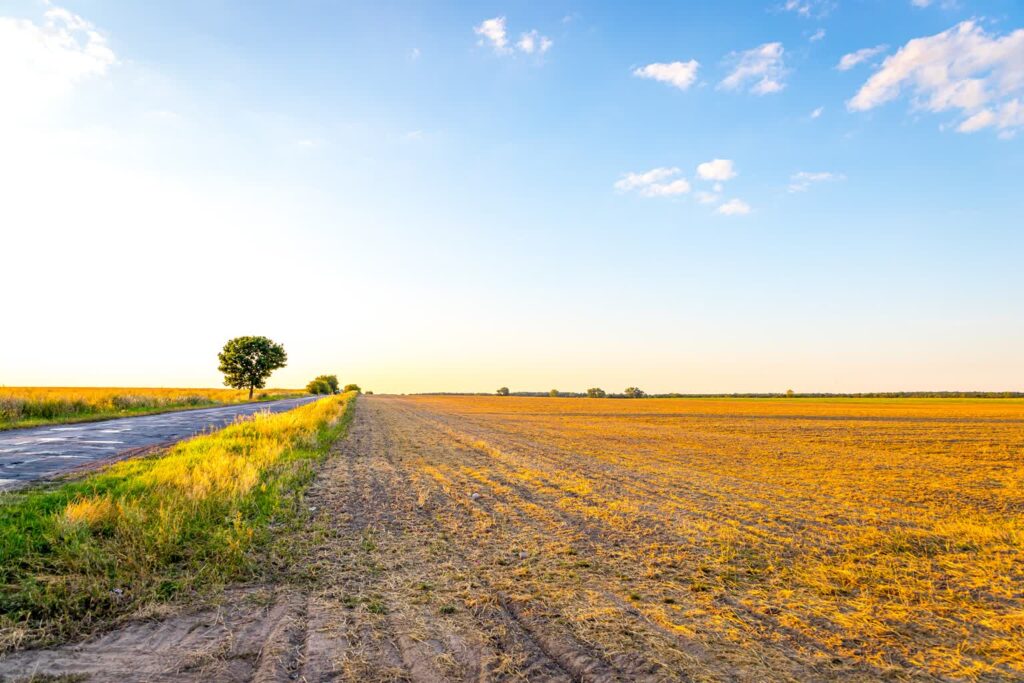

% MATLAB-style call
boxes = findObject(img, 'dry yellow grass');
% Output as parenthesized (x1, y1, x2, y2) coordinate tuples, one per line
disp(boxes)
(0, 393, 355, 651)
(392, 395, 1024, 681)
(0, 386, 299, 404)
(0, 386, 305, 428)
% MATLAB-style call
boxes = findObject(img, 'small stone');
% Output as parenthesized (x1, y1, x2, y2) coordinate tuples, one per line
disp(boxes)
(470, 493, 481, 501)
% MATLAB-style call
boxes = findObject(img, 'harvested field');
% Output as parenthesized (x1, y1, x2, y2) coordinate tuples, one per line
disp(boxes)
(4, 395, 1022, 682)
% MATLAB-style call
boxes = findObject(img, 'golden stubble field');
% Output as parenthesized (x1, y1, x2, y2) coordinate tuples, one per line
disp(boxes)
(368, 395, 1023, 681)
(4, 394, 1021, 682)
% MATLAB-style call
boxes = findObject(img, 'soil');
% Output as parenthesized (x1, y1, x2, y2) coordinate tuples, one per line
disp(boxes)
(0, 397, 913, 682)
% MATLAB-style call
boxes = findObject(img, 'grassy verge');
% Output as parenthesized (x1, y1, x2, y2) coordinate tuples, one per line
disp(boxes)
(0, 392, 356, 652)
(0, 388, 308, 431)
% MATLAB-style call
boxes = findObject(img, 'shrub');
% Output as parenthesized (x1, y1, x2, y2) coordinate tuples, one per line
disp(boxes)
(307, 379, 332, 395)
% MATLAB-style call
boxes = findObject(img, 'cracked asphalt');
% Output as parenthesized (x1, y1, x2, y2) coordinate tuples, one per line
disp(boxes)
(0, 396, 318, 491)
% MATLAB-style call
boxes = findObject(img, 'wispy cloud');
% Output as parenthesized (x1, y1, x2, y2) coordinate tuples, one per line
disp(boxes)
(517, 30, 552, 54)
(614, 167, 691, 197)
(810, 28, 826, 42)
(409, 47, 421, 61)
(0, 5, 117, 119)
(848, 21, 1024, 136)
(788, 171, 845, 192)
(781, 0, 836, 18)
(837, 44, 888, 71)
(632, 60, 700, 90)
(717, 199, 752, 215)
(720, 43, 787, 95)
(475, 17, 552, 57)
(810, 106, 824, 118)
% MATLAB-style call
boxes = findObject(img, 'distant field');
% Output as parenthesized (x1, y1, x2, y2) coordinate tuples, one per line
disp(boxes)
(331, 395, 1021, 681)
(0, 386, 307, 430)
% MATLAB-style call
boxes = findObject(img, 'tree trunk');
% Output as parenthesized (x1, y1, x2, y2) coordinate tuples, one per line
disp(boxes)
(249, 386, 254, 400)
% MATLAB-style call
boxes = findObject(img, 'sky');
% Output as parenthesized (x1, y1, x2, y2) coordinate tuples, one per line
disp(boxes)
(0, 0, 1022, 394)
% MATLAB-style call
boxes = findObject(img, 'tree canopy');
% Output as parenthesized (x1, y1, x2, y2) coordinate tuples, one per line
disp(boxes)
(217, 336, 288, 399)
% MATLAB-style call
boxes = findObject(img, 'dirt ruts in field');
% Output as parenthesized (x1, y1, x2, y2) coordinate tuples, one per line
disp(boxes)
(0, 396, 931, 682)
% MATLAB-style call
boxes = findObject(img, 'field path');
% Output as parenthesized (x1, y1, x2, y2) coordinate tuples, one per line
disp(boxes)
(0, 396, 317, 490)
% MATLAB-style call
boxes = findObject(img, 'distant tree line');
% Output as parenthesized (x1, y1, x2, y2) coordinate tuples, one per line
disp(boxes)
(416, 390, 1024, 399)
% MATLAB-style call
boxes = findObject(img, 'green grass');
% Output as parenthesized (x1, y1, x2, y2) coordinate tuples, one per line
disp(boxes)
(0, 392, 356, 652)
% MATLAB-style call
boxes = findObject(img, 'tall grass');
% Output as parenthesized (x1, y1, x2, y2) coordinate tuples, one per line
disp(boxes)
(0, 392, 356, 651)
(0, 386, 306, 430)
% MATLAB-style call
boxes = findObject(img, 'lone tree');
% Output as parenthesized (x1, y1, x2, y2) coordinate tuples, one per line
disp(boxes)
(496, 387, 510, 396)
(549, 389, 560, 397)
(217, 336, 288, 400)
(343, 383, 362, 393)
(586, 387, 606, 398)
(624, 387, 646, 398)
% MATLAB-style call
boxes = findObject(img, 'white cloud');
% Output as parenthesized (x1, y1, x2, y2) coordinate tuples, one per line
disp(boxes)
(810, 106, 824, 118)
(695, 191, 721, 204)
(837, 45, 888, 71)
(720, 43, 787, 95)
(696, 159, 737, 181)
(718, 199, 751, 215)
(632, 60, 700, 90)
(409, 47, 421, 61)
(642, 179, 692, 197)
(788, 171, 845, 192)
(911, 0, 932, 6)
(0, 6, 116, 119)
(475, 17, 552, 57)
(474, 16, 510, 54)
(810, 29, 826, 42)
(782, 0, 836, 17)
(517, 30, 552, 55)
(848, 21, 1024, 136)
(614, 167, 691, 197)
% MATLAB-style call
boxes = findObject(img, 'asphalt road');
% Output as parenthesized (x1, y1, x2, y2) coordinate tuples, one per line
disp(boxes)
(0, 396, 319, 491)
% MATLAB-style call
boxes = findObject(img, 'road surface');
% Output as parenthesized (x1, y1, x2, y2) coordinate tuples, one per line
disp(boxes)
(0, 396, 318, 490)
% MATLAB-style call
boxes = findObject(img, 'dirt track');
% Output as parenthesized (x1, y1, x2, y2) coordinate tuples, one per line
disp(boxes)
(0, 396, 960, 681)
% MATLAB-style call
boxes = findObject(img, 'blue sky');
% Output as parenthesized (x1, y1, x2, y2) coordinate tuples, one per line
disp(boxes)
(1, 0, 1022, 393)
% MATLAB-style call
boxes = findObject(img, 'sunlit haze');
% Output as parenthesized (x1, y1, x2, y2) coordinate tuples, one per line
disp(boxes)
(1, 1, 1022, 393)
